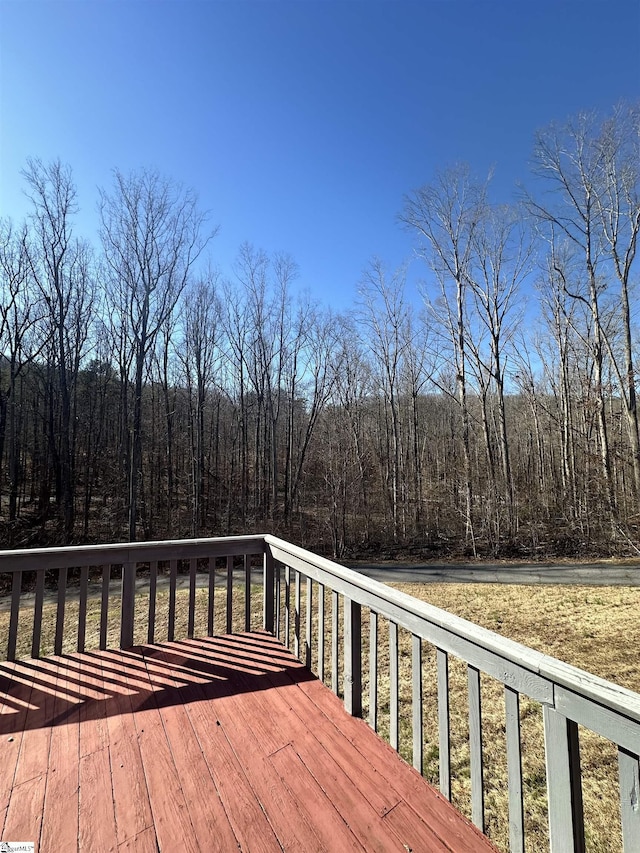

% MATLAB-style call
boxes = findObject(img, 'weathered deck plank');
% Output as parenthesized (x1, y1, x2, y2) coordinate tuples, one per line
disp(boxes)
(41, 657, 81, 853)
(0, 662, 28, 821)
(294, 657, 496, 852)
(77, 652, 118, 853)
(3, 771, 46, 847)
(0, 631, 498, 852)
(104, 650, 153, 847)
(12, 659, 55, 788)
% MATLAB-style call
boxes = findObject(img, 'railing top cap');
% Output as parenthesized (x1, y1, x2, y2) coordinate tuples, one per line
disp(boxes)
(0, 534, 268, 562)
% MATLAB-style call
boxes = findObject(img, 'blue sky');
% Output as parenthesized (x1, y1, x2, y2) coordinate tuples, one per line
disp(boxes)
(1, 0, 639, 310)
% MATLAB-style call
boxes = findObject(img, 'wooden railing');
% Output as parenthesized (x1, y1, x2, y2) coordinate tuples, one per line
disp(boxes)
(264, 535, 640, 853)
(0, 533, 638, 852)
(0, 535, 269, 658)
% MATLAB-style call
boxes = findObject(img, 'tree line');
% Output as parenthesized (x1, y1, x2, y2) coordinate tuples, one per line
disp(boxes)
(1, 103, 638, 557)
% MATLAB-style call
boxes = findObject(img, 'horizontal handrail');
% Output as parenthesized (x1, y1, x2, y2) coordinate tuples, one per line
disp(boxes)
(0, 534, 267, 570)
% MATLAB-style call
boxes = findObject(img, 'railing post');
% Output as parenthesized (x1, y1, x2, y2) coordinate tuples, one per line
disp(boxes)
(263, 547, 275, 633)
(543, 706, 586, 853)
(618, 747, 640, 851)
(344, 598, 362, 717)
(120, 561, 136, 648)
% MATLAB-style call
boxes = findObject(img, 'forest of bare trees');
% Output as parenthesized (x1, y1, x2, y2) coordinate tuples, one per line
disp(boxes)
(1, 104, 639, 558)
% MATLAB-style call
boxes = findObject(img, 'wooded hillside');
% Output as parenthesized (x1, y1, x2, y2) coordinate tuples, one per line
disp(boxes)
(1, 104, 638, 557)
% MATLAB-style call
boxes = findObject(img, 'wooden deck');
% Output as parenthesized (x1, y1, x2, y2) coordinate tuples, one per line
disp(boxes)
(0, 631, 496, 852)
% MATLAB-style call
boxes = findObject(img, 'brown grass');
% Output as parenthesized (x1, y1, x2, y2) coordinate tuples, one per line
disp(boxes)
(1, 577, 637, 853)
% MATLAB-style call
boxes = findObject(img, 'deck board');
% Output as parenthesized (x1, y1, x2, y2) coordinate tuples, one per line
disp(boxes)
(41, 657, 80, 853)
(0, 631, 498, 852)
(0, 662, 26, 822)
(105, 651, 153, 847)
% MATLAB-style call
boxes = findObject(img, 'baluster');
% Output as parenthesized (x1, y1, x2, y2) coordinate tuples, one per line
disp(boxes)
(468, 664, 485, 831)
(317, 582, 325, 681)
(100, 565, 111, 650)
(244, 554, 251, 632)
(344, 598, 362, 717)
(275, 560, 281, 640)
(369, 611, 378, 730)
(32, 569, 45, 660)
(54, 566, 68, 655)
(264, 549, 275, 634)
(618, 747, 640, 852)
(168, 559, 178, 641)
(305, 576, 312, 669)
(225, 555, 233, 634)
(331, 589, 339, 694)
(207, 556, 215, 636)
(389, 621, 399, 750)
(7, 571, 21, 661)
(505, 686, 524, 852)
(120, 562, 136, 649)
(412, 634, 423, 773)
(148, 560, 158, 644)
(437, 648, 451, 799)
(188, 557, 197, 638)
(284, 565, 291, 648)
(294, 570, 301, 659)
(543, 707, 585, 852)
(78, 565, 89, 653)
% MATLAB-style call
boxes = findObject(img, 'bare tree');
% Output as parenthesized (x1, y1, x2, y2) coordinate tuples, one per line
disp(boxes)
(525, 109, 640, 520)
(592, 104, 640, 497)
(99, 168, 211, 541)
(358, 259, 410, 540)
(403, 165, 488, 552)
(468, 204, 532, 538)
(179, 272, 223, 535)
(22, 158, 94, 540)
(0, 219, 48, 526)
(331, 329, 375, 545)
(285, 304, 339, 525)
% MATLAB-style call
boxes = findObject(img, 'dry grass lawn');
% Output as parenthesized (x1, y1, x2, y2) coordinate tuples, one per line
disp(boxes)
(1, 575, 637, 853)
(390, 584, 639, 853)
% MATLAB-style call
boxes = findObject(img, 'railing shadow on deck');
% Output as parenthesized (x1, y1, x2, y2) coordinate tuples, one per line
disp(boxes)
(0, 634, 315, 735)
(0, 633, 315, 735)
(0, 533, 638, 853)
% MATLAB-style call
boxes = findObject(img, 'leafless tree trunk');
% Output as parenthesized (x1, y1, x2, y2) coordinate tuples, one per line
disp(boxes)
(468, 204, 531, 539)
(525, 106, 640, 528)
(593, 104, 640, 497)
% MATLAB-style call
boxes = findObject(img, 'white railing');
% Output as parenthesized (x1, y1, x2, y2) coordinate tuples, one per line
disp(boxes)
(0, 535, 270, 657)
(265, 535, 640, 853)
(0, 533, 638, 852)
